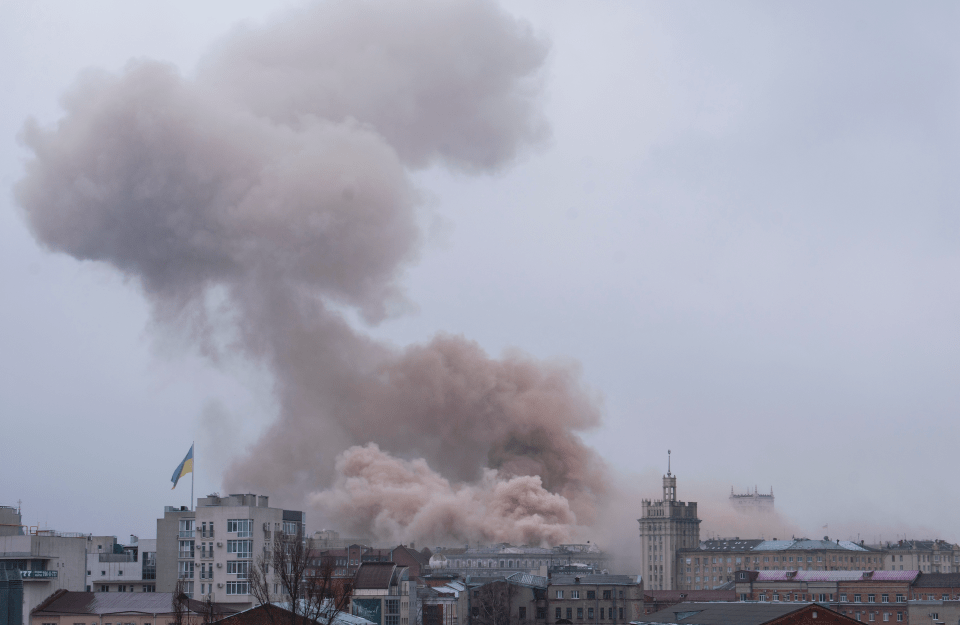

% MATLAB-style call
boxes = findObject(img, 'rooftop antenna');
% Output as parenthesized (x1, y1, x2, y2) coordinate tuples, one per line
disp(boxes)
(667, 450, 671, 476)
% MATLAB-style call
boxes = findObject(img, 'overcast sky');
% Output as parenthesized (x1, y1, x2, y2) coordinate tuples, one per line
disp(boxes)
(2, 1, 958, 545)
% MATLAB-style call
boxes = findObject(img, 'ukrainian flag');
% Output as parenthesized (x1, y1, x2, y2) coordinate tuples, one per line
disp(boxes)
(171, 444, 194, 489)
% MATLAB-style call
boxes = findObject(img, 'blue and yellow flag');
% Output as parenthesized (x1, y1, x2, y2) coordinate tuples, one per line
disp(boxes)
(171, 444, 194, 489)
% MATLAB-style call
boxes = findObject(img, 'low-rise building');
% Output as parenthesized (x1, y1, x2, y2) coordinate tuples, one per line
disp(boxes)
(29, 591, 237, 625)
(85, 538, 156, 593)
(641, 590, 736, 615)
(429, 545, 606, 581)
(637, 601, 861, 625)
(0, 531, 88, 625)
(681, 538, 883, 590)
(881, 542, 960, 575)
(350, 562, 415, 625)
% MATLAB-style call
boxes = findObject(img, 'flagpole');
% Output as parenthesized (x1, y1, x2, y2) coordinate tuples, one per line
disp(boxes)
(191, 441, 195, 512)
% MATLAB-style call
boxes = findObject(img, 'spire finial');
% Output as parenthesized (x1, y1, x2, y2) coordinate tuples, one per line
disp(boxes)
(667, 449, 671, 476)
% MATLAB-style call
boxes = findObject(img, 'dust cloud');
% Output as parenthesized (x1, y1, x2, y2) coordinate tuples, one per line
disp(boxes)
(15, 0, 609, 545)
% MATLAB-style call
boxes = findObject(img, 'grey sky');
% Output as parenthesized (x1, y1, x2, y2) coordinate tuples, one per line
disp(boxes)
(1, 1, 957, 545)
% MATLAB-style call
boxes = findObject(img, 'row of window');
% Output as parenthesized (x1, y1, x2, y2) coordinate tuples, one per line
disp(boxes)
(848, 611, 904, 622)
(552, 606, 624, 620)
(751, 592, 907, 603)
(555, 590, 623, 600)
(92, 585, 155, 593)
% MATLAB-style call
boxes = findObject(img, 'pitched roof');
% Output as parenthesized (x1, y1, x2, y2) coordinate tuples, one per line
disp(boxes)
(643, 590, 736, 602)
(354, 562, 399, 590)
(32, 592, 236, 616)
(751, 570, 919, 583)
(637, 602, 840, 625)
(504, 572, 547, 588)
(914, 573, 960, 588)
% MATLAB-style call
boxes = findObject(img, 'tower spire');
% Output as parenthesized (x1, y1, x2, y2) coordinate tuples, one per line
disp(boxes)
(667, 449, 671, 477)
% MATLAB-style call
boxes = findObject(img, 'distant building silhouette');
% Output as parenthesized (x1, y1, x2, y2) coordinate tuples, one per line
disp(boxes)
(729, 486, 775, 514)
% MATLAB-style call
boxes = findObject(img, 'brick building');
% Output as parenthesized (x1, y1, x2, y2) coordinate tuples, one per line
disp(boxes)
(638, 602, 862, 625)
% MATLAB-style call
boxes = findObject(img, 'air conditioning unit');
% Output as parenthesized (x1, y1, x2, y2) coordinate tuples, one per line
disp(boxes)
(217, 542, 223, 547)
(216, 563, 223, 568)
(217, 583, 224, 588)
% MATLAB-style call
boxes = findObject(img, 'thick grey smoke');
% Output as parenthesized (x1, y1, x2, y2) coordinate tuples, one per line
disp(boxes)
(16, 0, 607, 545)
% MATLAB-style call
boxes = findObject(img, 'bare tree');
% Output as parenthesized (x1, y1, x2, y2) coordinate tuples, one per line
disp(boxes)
(249, 527, 352, 625)
(173, 577, 190, 625)
(471, 581, 518, 625)
(201, 593, 224, 625)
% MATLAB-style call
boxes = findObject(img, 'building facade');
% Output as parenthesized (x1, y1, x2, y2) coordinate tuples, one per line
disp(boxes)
(678, 538, 883, 591)
(428, 545, 606, 581)
(638, 459, 701, 591)
(729, 487, 775, 515)
(155, 493, 304, 608)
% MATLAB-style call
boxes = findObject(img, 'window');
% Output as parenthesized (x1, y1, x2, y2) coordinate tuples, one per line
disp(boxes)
(177, 561, 194, 579)
(518, 608, 526, 620)
(896, 613, 902, 622)
(587, 609, 594, 619)
(566, 608, 572, 620)
(600, 609, 605, 620)
(603, 590, 611, 600)
(868, 594, 875, 603)
(869, 614, 874, 622)
(118, 585, 126, 592)
(536, 608, 545, 620)
(225, 581, 248, 595)
(555, 608, 562, 620)
(227, 519, 253, 537)
(855, 594, 862, 603)
(283, 522, 299, 536)
(883, 615, 889, 622)
(576, 608, 583, 620)
(881, 594, 888, 603)
(895, 595, 905, 603)
(571, 591, 579, 599)
(556, 590, 564, 599)
(227, 540, 253, 559)
(178, 519, 194, 538)
(586, 591, 595, 600)
(178, 541, 194, 559)
(99, 586, 109, 592)
(819, 594, 826, 602)
(619, 608, 623, 620)
(841, 594, 848, 602)
(773, 594, 780, 601)
(227, 561, 249, 579)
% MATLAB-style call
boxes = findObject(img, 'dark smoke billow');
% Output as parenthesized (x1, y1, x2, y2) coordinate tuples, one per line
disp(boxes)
(16, 0, 608, 545)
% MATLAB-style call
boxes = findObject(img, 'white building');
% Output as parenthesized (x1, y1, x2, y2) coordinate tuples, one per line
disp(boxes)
(156, 493, 304, 609)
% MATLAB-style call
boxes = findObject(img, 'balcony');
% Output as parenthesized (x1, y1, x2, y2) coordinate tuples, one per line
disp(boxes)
(179, 551, 195, 559)
(179, 530, 196, 538)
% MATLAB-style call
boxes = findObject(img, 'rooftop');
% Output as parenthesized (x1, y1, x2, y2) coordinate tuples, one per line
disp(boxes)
(32, 592, 237, 616)
(636, 602, 845, 625)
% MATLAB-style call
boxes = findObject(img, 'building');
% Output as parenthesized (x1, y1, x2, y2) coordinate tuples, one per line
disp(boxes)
(418, 580, 465, 625)
(0, 530, 88, 625)
(350, 562, 415, 625)
(881, 541, 960, 574)
(638, 454, 701, 591)
(428, 545, 606, 581)
(637, 601, 861, 625)
(0, 508, 23, 538)
(466, 573, 546, 625)
(85, 537, 156, 593)
(678, 538, 883, 590)
(310, 545, 393, 580)
(729, 487, 775, 515)
(155, 494, 304, 608)
(734, 570, 919, 624)
(29, 591, 237, 625)
(546, 574, 643, 625)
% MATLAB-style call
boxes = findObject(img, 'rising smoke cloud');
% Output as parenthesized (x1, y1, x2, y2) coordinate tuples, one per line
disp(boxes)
(16, 0, 608, 546)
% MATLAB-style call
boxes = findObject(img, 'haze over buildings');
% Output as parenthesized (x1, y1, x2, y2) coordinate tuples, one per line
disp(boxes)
(2, 0, 959, 546)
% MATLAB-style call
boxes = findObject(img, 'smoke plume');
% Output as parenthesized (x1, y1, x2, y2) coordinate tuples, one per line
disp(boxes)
(16, 0, 608, 545)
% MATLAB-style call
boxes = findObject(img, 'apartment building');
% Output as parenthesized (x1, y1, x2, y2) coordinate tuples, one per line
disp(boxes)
(155, 493, 304, 609)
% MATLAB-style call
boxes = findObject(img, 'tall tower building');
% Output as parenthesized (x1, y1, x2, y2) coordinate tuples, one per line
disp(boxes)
(638, 451, 701, 590)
